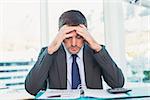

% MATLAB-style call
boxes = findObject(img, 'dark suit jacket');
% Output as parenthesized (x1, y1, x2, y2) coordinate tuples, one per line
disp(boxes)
(25, 44, 124, 95)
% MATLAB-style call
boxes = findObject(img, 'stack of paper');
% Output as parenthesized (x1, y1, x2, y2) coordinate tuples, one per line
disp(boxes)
(36, 89, 127, 99)
(37, 89, 80, 99)
(36, 87, 150, 99)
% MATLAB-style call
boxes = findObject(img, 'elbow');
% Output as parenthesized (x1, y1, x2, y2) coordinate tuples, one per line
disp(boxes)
(119, 70, 125, 87)
(110, 73, 125, 89)
(116, 69, 125, 88)
(117, 76, 125, 88)
(114, 74, 125, 88)
(25, 78, 38, 96)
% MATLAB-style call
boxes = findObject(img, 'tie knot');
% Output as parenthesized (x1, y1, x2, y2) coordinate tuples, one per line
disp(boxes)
(72, 54, 78, 60)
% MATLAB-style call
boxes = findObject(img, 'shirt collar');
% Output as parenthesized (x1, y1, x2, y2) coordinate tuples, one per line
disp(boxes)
(62, 43, 83, 60)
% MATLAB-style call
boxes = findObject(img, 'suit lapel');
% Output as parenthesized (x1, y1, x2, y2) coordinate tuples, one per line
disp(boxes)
(83, 44, 94, 88)
(56, 45, 67, 88)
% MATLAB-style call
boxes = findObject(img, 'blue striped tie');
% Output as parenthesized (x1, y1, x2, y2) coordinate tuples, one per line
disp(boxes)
(71, 54, 81, 89)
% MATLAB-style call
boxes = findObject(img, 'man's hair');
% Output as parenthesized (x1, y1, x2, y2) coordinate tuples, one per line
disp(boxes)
(59, 10, 87, 29)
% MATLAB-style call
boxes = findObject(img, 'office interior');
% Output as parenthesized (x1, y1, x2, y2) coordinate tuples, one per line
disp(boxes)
(0, 0, 149, 99)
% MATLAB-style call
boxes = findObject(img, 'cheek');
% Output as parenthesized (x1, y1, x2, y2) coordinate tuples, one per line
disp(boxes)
(77, 40, 84, 47)
(64, 40, 71, 46)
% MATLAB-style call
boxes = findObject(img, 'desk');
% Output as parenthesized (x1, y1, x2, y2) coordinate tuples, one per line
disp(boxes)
(36, 86, 150, 99)
(0, 88, 34, 99)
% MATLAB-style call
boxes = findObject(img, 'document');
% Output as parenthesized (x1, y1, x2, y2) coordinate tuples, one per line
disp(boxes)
(37, 89, 80, 99)
(36, 89, 127, 99)
(36, 87, 150, 99)
(83, 89, 127, 99)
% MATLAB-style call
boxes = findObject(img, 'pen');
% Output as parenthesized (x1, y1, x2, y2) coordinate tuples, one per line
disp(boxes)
(47, 95, 61, 98)
(80, 89, 84, 97)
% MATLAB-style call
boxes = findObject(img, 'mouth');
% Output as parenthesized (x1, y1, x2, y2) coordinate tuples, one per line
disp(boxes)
(68, 46, 80, 54)
(70, 47, 78, 51)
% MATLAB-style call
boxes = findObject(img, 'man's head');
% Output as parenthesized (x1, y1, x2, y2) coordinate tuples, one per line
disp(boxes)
(59, 10, 87, 54)
(59, 10, 87, 29)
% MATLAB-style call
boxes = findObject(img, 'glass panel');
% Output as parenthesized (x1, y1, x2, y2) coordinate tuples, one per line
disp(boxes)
(0, 0, 41, 89)
(123, 2, 150, 83)
(48, 0, 105, 44)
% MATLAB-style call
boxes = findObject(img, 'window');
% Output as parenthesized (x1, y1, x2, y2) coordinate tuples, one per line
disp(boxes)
(123, 2, 150, 83)
(0, 0, 41, 89)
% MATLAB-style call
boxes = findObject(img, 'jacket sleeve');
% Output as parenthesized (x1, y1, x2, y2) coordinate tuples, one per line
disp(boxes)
(93, 46, 125, 88)
(25, 47, 52, 95)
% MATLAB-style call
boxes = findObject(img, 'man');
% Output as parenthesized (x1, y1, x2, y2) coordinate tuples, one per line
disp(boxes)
(25, 10, 124, 96)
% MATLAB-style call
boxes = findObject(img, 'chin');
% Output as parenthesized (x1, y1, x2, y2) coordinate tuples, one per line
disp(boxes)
(70, 51, 78, 54)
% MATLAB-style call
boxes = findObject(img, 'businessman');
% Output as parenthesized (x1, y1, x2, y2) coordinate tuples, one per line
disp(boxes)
(25, 10, 124, 96)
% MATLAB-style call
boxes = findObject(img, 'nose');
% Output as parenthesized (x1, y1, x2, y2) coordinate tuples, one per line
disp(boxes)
(71, 37, 76, 46)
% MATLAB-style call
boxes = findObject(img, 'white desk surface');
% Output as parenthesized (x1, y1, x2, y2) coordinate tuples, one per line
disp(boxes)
(0, 88, 34, 99)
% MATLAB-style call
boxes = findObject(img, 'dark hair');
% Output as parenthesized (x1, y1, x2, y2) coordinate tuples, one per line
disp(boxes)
(58, 10, 87, 29)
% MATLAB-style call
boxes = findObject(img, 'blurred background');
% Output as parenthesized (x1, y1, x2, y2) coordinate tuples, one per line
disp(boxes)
(0, 0, 149, 99)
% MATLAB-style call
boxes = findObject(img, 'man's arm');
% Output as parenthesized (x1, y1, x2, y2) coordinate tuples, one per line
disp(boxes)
(75, 25, 124, 88)
(25, 47, 52, 95)
(93, 46, 125, 88)
(25, 25, 77, 95)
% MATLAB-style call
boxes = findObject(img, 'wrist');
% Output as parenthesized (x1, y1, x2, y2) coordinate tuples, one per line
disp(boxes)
(48, 46, 54, 54)
(93, 43, 102, 53)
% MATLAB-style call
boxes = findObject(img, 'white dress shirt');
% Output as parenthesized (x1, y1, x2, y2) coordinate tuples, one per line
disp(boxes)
(62, 44, 87, 89)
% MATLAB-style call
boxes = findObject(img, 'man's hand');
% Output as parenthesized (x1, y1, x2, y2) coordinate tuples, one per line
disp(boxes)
(48, 25, 75, 54)
(76, 24, 102, 52)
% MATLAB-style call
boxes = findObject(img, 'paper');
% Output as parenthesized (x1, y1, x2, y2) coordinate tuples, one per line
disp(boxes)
(37, 89, 80, 99)
(84, 89, 127, 99)
(36, 87, 150, 99)
(36, 89, 127, 99)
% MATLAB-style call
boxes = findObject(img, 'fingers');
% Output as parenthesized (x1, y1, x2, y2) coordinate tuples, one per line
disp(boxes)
(59, 24, 88, 40)
(75, 24, 95, 45)
(59, 26, 75, 41)
(64, 33, 73, 39)
(75, 31, 84, 39)
(59, 24, 87, 35)
(79, 24, 87, 29)
(75, 25, 88, 37)
(59, 25, 76, 35)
